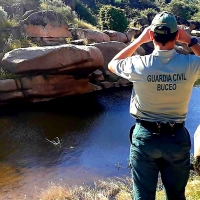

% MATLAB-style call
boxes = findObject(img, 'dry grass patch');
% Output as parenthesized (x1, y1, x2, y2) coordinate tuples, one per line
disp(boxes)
(75, 19, 99, 30)
(39, 175, 200, 200)
(185, 178, 200, 200)
(156, 174, 200, 200)
(40, 182, 72, 200)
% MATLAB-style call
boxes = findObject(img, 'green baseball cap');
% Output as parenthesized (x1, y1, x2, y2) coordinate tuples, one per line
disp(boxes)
(151, 11, 178, 34)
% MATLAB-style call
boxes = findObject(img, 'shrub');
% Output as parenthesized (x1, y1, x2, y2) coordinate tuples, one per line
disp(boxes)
(98, 5, 128, 32)
(0, 6, 8, 28)
(133, 0, 157, 9)
(0, 69, 19, 80)
(124, 7, 141, 20)
(140, 8, 157, 21)
(164, 0, 196, 20)
(4, 37, 37, 52)
(40, 0, 77, 24)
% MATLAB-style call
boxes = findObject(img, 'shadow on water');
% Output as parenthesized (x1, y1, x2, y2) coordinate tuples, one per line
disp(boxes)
(0, 90, 107, 163)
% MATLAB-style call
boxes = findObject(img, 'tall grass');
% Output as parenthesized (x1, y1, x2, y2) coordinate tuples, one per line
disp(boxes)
(74, 19, 99, 30)
(39, 174, 200, 200)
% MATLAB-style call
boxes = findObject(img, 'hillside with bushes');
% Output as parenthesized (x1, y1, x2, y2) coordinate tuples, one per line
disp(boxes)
(0, 0, 200, 53)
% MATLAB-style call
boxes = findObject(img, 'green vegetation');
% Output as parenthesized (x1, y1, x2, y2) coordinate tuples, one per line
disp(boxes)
(140, 8, 157, 21)
(163, 0, 198, 19)
(0, 0, 200, 54)
(0, 69, 19, 80)
(0, 0, 200, 57)
(195, 79, 200, 86)
(75, 0, 97, 25)
(98, 5, 128, 32)
(40, 0, 77, 24)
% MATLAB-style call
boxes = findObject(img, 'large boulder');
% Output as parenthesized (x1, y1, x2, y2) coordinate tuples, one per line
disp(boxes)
(0, 79, 19, 92)
(69, 28, 110, 43)
(103, 30, 130, 43)
(2, 44, 104, 76)
(126, 28, 142, 40)
(188, 20, 200, 31)
(90, 41, 127, 72)
(22, 10, 72, 38)
(0, 91, 24, 102)
(22, 9, 39, 20)
(90, 41, 128, 86)
(0, 75, 95, 102)
(191, 30, 200, 37)
(21, 75, 95, 98)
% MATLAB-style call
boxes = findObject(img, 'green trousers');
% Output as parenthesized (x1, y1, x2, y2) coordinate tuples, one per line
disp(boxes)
(129, 122, 191, 200)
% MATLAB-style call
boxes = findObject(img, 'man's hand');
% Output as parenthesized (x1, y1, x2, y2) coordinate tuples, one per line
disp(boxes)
(137, 26, 152, 44)
(177, 27, 191, 45)
(177, 27, 200, 56)
(194, 156, 200, 175)
(108, 26, 152, 66)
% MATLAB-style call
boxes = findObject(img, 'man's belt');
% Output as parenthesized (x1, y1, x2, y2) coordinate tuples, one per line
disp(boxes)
(136, 119, 185, 129)
(129, 119, 184, 144)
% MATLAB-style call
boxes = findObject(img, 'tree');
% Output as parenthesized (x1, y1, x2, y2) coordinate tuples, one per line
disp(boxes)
(98, 5, 128, 32)
(134, 0, 156, 9)
(165, 0, 197, 19)
(140, 8, 157, 21)
(124, 7, 141, 20)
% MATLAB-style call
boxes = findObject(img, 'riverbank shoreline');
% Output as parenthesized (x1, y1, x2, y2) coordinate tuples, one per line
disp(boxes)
(39, 174, 200, 200)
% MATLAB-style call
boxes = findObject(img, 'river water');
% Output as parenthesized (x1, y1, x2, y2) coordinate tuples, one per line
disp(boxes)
(0, 86, 199, 200)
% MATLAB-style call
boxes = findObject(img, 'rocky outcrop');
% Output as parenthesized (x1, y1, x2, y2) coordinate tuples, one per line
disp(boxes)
(0, 75, 95, 103)
(22, 10, 72, 38)
(103, 28, 142, 43)
(90, 42, 127, 72)
(126, 28, 142, 40)
(0, 41, 134, 104)
(103, 30, 130, 43)
(1, 44, 104, 103)
(0, 10, 198, 105)
(69, 28, 110, 43)
(2, 44, 103, 75)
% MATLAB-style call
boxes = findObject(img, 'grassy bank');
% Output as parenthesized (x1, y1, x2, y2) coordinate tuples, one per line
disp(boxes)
(39, 174, 200, 200)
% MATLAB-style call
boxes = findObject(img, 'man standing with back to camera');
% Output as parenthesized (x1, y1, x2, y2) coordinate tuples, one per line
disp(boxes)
(108, 11, 200, 200)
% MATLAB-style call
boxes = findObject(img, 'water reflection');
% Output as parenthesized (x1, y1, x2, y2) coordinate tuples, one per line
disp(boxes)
(0, 87, 199, 199)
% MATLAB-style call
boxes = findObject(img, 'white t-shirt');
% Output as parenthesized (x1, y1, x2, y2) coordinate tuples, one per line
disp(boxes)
(112, 49, 200, 122)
